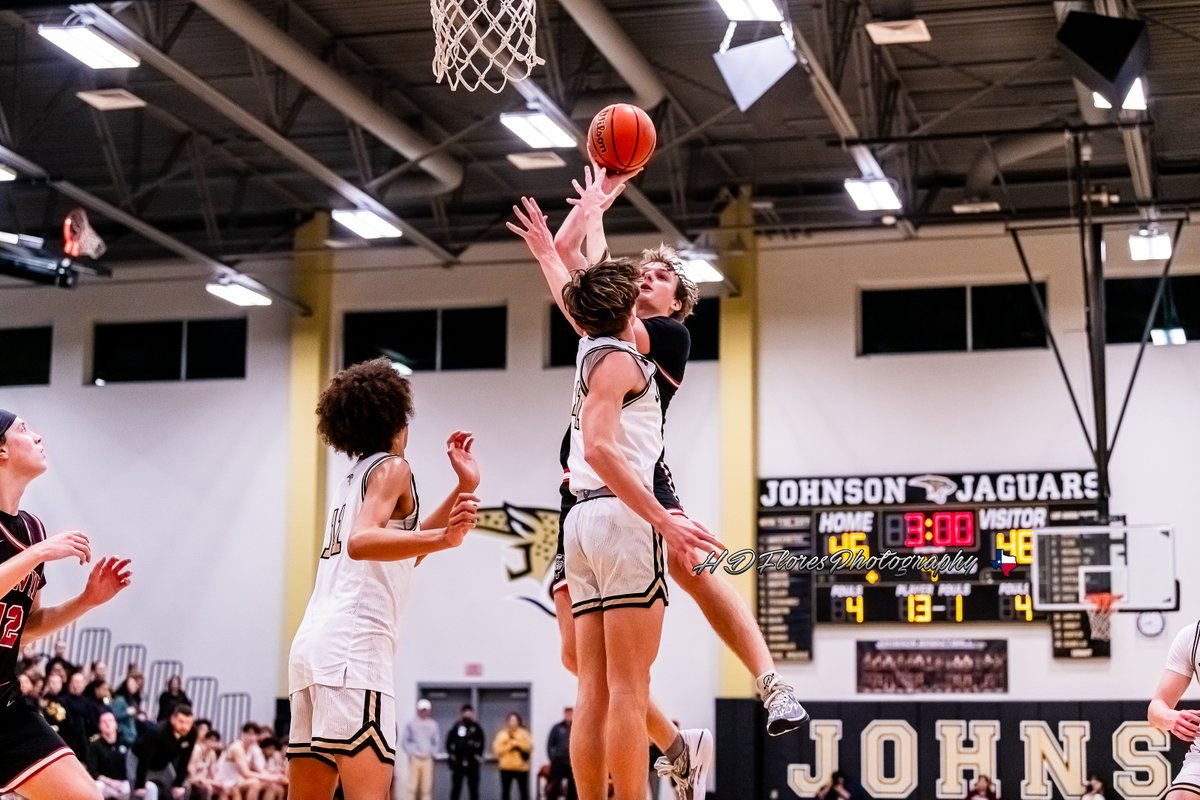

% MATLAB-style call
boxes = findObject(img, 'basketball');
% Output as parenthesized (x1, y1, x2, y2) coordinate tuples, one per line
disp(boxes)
(587, 103, 656, 175)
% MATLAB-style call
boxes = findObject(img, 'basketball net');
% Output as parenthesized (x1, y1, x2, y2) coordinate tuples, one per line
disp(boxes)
(430, 0, 545, 93)
(1084, 593, 1121, 642)
(63, 208, 107, 260)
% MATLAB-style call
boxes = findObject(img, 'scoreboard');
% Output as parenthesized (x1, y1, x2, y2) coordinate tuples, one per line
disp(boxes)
(756, 470, 1101, 662)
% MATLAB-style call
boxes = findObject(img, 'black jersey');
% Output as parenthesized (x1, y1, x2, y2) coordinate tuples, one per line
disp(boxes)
(0, 511, 47, 706)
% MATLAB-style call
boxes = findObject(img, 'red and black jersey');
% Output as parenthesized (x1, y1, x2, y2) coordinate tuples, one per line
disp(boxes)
(0, 510, 47, 706)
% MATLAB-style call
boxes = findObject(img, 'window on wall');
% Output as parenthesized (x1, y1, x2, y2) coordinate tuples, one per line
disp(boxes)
(1105, 275, 1200, 344)
(343, 306, 506, 371)
(860, 283, 1046, 355)
(0, 327, 52, 386)
(92, 318, 247, 383)
(547, 298, 721, 368)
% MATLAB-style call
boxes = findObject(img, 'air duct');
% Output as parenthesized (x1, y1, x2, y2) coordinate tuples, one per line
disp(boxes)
(557, 0, 667, 117)
(964, 132, 1065, 200)
(192, 0, 463, 194)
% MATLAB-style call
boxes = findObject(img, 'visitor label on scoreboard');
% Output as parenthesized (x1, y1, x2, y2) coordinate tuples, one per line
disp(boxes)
(756, 470, 1103, 663)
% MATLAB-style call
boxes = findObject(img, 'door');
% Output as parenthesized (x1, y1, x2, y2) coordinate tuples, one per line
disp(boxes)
(418, 683, 531, 800)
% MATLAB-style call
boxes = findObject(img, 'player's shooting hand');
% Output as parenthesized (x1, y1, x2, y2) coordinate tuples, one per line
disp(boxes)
(35, 530, 91, 566)
(568, 165, 626, 216)
(444, 492, 480, 547)
(81, 556, 133, 607)
(506, 197, 557, 263)
(1171, 709, 1200, 742)
(446, 431, 479, 491)
(659, 512, 725, 571)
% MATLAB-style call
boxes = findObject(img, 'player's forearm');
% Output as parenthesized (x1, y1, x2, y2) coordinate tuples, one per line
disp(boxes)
(347, 527, 454, 562)
(583, 210, 609, 265)
(1148, 698, 1176, 730)
(0, 548, 44, 596)
(586, 445, 671, 531)
(423, 482, 479, 531)
(554, 204, 591, 272)
(24, 592, 95, 640)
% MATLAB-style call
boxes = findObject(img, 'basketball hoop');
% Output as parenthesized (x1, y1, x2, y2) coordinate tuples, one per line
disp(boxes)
(1084, 593, 1122, 642)
(63, 208, 107, 260)
(430, 0, 545, 93)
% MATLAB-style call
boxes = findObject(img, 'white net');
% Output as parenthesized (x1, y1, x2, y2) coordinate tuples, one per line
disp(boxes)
(63, 208, 107, 260)
(1085, 594, 1118, 642)
(431, 0, 544, 93)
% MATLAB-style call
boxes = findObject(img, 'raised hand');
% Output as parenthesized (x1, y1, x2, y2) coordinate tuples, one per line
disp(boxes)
(568, 165, 626, 218)
(446, 431, 479, 491)
(34, 530, 91, 566)
(81, 557, 133, 607)
(444, 492, 480, 548)
(506, 196, 558, 264)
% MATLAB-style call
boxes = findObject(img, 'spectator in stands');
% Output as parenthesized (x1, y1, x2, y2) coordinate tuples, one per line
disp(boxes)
(966, 774, 998, 800)
(24, 669, 44, 699)
(546, 707, 575, 800)
(493, 712, 532, 800)
(214, 722, 272, 800)
(17, 642, 42, 674)
(113, 675, 147, 747)
(446, 704, 485, 800)
(89, 659, 109, 684)
(257, 737, 288, 800)
(135, 703, 197, 799)
(86, 679, 114, 731)
(403, 698, 440, 800)
(817, 770, 853, 800)
(61, 669, 95, 757)
(87, 710, 133, 799)
(47, 639, 77, 677)
(187, 728, 223, 800)
(41, 669, 67, 732)
(1082, 775, 1105, 800)
(158, 675, 192, 722)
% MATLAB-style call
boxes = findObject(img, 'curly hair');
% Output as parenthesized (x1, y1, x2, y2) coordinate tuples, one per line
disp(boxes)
(317, 357, 414, 459)
(561, 258, 642, 338)
(639, 243, 700, 320)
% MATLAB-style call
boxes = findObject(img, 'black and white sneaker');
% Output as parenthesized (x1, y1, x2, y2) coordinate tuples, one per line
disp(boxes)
(761, 673, 810, 736)
(653, 728, 713, 800)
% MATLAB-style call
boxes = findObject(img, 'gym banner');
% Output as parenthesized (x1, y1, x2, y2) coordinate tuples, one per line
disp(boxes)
(716, 699, 1195, 800)
(857, 640, 1008, 694)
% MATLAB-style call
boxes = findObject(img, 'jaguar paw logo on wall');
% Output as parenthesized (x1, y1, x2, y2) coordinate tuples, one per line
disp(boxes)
(476, 504, 560, 616)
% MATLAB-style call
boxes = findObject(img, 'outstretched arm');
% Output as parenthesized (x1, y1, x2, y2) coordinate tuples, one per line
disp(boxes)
(553, 166, 628, 270)
(347, 457, 478, 561)
(508, 196, 585, 336)
(24, 557, 131, 640)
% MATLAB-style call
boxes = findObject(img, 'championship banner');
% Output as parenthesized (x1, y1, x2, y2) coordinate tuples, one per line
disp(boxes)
(857, 640, 1008, 694)
(717, 699, 1196, 800)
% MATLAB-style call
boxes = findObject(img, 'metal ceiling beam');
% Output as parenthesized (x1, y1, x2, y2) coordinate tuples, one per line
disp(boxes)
(0, 142, 310, 315)
(73, 4, 455, 264)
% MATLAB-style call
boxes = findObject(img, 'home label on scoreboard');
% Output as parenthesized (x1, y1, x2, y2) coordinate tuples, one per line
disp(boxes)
(756, 470, 1100, 663)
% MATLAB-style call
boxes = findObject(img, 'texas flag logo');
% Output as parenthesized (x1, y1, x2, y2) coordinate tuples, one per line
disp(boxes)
(990, 549, 1017, 576)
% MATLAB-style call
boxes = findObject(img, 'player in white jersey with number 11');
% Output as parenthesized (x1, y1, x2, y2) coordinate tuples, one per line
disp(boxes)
(286, 358, 481, 800)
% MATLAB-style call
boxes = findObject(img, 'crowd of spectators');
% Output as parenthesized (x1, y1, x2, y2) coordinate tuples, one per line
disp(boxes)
(6, 643, 287, 800)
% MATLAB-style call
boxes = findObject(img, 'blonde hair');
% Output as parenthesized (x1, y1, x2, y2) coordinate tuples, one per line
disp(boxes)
(639, 244, 699, 320)
(562, 258, 642, 338)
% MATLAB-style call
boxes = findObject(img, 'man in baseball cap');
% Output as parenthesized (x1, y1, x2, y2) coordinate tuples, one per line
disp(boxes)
(402, 698, 440, 800)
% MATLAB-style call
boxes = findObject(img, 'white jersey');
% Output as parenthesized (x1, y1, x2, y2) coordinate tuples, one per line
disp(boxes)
(1165, 621, 1200, 756)
(288, 452, 419, 698)
(568, 336, 662, 496)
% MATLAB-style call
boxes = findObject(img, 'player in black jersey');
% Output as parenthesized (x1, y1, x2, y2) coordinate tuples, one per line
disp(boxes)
(0, 410, 133, 799)
(510, 168, 809, 798)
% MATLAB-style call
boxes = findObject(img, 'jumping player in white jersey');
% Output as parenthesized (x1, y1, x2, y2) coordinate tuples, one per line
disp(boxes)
(0, 409, 133, 800)
(286, 359, 480, 800)
(1149, 621, 1200, 797)
(555, 258, 723, 800)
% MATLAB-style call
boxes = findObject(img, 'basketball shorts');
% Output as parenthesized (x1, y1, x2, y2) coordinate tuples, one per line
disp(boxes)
(286, 685, 397, 766)
(1171, 750, 1200, 795)
(563, 496, 668, 617)
(0, 698, 74, 794)
(552, 460, 682, 598)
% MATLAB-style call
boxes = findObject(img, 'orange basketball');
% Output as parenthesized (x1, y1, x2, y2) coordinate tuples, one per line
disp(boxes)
(587, 103, 656, 175)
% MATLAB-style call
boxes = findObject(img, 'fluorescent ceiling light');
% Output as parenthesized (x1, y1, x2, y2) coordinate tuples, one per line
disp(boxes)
(506, 151, 567, 171)
(38, 25, 140, 70)
(332, 209, 404, 240)
(845, 178, 903, 211)
(0, 231, 44, 249)
(0, 165, 16, 182)
(1093, 77, 1146, 111)
(1129, 228, 1172, 261)
(1151, 327, 1186, 347)
(206, 278, 272, 307)
(715, 0, 783, 22)
(865, 19, 931, 45)
(683, 257, 725, 284)
(76, 88, 146, 111)
(500, 113, 575, 149)
(952, 200, 1002, 214)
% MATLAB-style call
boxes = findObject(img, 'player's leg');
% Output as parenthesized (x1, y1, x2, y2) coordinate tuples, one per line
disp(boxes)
(603, 603, 664, 800)
(288, 685, 339, 800)
(572, 609, 609, 800)
(334, 750, 394, 800)
(329, 690, 398, 800)
(9, 754, 102, 800)
(554, 586, 579, 675)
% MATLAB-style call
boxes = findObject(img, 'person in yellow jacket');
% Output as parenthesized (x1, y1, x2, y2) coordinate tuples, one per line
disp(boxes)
(492, 712, 533, 800)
